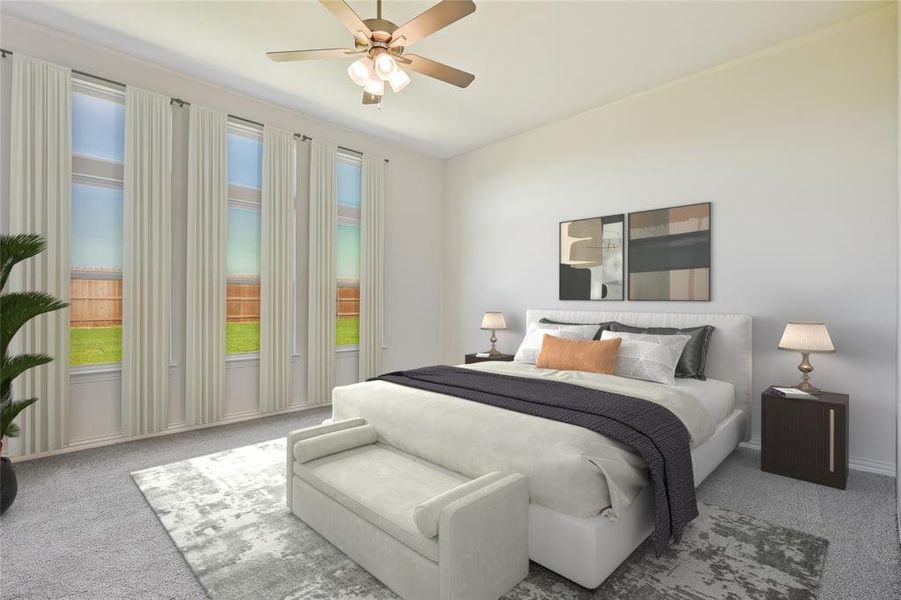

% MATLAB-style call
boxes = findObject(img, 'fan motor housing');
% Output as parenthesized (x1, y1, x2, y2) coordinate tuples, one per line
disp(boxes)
(356, 19, 405, 57)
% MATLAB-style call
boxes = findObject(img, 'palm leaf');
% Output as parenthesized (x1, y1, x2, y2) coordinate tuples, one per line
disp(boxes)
(0, 233, 66, 448)
(0, 291, 68, 358)
(0, 234, 45, 292)
(0, 396, 37, 439)
(4, 420, 19, 438)
(0, 355, 52, 414)
(1, 353, 52, 385)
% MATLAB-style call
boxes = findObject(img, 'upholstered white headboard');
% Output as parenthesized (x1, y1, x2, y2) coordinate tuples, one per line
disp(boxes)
(526, 309, 752, 440)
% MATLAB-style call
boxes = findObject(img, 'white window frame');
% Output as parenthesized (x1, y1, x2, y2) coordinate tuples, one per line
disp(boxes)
(225, 120, 263, 361)
(69, 76, 126, 374)
(336, 149, 362, 351)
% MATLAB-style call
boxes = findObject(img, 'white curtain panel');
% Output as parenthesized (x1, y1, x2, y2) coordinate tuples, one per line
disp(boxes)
(359, 155, 385, 380)
(122, 87, 173, 436)
(185, 105, 228, 425)
(259, 126, 295, 412)
(307, 140, 337, 405)
(8, 54, 72, 456)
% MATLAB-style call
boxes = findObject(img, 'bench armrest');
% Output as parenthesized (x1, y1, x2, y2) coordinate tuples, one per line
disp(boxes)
(286, 418, 367, 508)
(414, 472, 505, 538)
(438, 474, 529, 600)
(294, 424, 377, 463)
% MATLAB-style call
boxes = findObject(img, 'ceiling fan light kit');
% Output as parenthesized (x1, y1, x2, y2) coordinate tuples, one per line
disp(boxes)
(388, 68, 411, 93)
(373, 53, 398, 80)
(363, 75, 386, 96)
(347, 56, 374, 86)
(267, 0, 476, 106)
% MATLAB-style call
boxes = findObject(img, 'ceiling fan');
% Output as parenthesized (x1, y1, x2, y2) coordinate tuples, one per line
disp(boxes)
(267, 0, 476, 105)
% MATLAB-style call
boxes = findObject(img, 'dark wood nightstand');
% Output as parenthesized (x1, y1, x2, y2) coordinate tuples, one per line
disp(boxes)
(761, 388, 848, 489)
(464, 353, 514, 364)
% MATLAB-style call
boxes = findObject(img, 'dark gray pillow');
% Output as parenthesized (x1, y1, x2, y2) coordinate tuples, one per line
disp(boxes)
(608, 323, 715, 380)
(539, 318, 614, 341)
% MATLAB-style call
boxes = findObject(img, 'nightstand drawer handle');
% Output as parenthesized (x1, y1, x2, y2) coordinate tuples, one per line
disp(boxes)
(829, 409, 835, 473)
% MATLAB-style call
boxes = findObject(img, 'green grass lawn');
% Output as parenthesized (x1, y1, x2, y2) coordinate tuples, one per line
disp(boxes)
(70, 326, 122, 366)
(70, 318, 360, 366)
(226, 321, 260, 354)
(70, 322, 262, 365)
(337, 317, 359, 347)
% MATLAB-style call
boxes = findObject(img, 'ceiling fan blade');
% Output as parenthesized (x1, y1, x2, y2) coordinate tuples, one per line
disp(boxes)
(266, 48, 358, 62)
(389, 0, 476, 48)
(362, 91, 381, 105)
(320, 0, 372, 42)
(403, 54, 474, 88)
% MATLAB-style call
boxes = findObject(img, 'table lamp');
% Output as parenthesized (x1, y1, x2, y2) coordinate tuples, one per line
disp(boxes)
(480, 312, 507, 357)
(778, 321, 835, 394)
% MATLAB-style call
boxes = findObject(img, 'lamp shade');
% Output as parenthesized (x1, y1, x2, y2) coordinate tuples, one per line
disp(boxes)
(480, 312, 507, 331)
(778, 322, 835, 353)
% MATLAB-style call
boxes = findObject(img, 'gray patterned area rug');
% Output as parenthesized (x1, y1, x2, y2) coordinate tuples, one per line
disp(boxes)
(132, 439, 828, 600)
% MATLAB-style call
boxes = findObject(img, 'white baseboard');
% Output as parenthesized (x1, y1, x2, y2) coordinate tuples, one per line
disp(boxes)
(739, 439, 896, 477)
(10, 402, 332, 463)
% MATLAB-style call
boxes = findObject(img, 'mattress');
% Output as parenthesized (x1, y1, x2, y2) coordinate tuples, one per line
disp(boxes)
(331, 362, 717, 519)
(671, 377, 735, 424)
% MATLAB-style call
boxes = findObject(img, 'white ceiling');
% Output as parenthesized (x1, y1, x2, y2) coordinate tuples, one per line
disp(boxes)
(1, 1, 889, 158)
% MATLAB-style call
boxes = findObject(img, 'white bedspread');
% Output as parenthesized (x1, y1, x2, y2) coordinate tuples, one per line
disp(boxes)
(330, 362, 716, 519)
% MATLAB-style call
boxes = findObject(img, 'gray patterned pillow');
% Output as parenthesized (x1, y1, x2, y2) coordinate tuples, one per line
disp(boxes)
(600, 331, 691, 385)
(513, 323, 600, 364)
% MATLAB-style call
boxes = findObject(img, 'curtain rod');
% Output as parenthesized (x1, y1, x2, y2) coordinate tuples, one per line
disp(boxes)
(170, 97, 271, 131)
(2, 47, 127, 89)
(172, 97, 387, 163)
(0, 47, 389, 163)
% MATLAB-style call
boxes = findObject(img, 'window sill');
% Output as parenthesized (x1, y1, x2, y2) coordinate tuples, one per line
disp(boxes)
(71, 363, 178, 383)
(335, 344, 388, 355)
(70, 363, 121, 377)
(70, 363, 121, 384)
(69, 350, 385, 379)
(226, 353, 260, 365)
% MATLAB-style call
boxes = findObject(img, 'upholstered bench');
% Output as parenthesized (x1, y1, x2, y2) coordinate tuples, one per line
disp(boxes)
(287, 418, 529, 600)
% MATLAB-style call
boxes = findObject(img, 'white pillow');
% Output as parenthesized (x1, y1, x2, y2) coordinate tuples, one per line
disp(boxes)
(600, 330, 691, 385)
(514, 323, 600, 364)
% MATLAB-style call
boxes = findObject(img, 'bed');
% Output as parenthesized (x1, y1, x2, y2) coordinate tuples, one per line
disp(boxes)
(331, 310, 752, 589)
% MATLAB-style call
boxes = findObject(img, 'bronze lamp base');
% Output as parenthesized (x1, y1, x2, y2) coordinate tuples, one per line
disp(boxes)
(794, 352, 822, 395)
(485, 329, 501, 356)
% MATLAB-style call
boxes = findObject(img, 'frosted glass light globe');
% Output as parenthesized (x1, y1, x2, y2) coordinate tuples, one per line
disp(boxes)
(347, 57, 373, 87)
(388, 68, 411, 93)
(363, 75, 385, 96)
(373, 54, 397, 81)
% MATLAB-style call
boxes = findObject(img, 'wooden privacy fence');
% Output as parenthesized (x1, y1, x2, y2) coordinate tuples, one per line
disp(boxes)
(70, 278, 122, 327)
(337, 286, 359, 317)
(226, 283, 261, 323)
(70, 278, 361, 327)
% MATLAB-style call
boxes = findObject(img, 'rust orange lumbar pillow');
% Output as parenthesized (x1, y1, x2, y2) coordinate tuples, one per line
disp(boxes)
(536, 334, 622, 375)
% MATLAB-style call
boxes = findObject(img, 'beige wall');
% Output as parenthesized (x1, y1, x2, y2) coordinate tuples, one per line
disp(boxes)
(443, 8, 899, 473)
(0, 15, 445, 455)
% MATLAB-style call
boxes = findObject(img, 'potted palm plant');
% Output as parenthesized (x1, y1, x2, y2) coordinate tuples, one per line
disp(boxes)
(1, 234, 67, 514)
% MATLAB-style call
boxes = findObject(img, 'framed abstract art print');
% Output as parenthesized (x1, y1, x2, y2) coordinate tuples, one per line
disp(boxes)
(559, 214, 625, 301)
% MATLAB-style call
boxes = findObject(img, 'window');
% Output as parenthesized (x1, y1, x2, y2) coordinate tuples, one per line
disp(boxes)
(69, 79, 125, 367)
(225, 122, 263, 355)
(336, 152, 361, 347)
